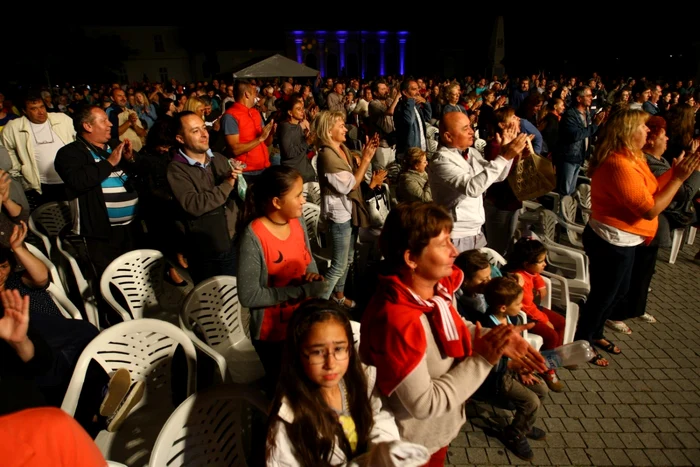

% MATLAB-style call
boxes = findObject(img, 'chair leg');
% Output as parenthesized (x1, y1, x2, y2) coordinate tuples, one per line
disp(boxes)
(687, 226, 696, 246)
(669, 228, 684, 264)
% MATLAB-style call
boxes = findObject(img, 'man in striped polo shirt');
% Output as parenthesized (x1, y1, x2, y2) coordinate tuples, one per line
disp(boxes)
(55, 105, 143, 281)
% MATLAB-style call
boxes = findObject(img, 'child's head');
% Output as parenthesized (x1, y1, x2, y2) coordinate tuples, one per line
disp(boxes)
(507, 238, 547, 275)
(269, 299, 372, 464)
(484, 277, 524, 317)
(455, 249, 492, 294)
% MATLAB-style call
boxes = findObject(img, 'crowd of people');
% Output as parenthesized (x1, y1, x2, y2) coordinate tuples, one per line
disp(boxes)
(0, 68, 699, 466)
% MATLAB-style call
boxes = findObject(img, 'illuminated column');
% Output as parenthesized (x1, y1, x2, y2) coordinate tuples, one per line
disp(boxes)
(378, 31, 388, 76)
(295, 39, 303, 64)
(317, 31, 326, 77)
(361, 31, 367, 79)
(337, 31, 347, 76)
(397, 31, 408, 76)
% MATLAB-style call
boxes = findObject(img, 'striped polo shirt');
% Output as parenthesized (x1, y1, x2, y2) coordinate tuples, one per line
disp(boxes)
(91, 146, 138, 225)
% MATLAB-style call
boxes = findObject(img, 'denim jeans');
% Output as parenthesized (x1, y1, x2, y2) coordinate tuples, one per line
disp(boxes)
(323, 219, 357, 298)
(574, 225, 636, 345)
(556, 161, 581, 196)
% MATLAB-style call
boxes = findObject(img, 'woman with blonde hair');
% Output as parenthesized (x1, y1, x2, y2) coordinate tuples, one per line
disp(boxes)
(314, 111, 378, 309)
(134, 91, 157, 129)
(183, 97, 205, 120)
(574, 109, 700, 366)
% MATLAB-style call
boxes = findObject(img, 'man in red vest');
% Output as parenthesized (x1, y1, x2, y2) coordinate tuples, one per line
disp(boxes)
(221, 79, 275, 183)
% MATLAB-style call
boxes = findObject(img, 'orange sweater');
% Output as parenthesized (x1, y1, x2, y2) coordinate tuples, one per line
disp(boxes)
(590, 152, 674, 243)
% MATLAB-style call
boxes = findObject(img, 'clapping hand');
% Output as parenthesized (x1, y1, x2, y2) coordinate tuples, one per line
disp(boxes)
(0, 289, 30, 345)
(500, 133, 533, 161)
(672, 150, 700, 182)
(303, 272, 325, 283)
(370, 169, 388, 189)
(362, 133, 380, 162)
(9, 221, 28, 251)
(0, 170, 11, 203)
(472, 322, 511, 365)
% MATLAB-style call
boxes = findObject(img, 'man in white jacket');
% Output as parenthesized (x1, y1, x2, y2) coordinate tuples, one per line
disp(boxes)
(1, 91, 75, 207)
(429, 112, 529, 252)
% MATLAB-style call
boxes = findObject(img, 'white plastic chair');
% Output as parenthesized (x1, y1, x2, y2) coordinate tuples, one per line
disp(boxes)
(480, 247, 507, 269)
(27, 201, 72, 259)
(56, 233, 99, 328)
(47, 282, 82, 320)
(542, 271, 579, 345)
(179, 276, 265, 384)
(61, 319, 197, 464)
(25, 242, 67, 295)
(302, 181, 321, 206)
(301, 203, 331, 269)
(669, 226, 698, 264)
(575, 183, 592, 224)
(150, 384, 268, 467)
(559, 196, 585, 247)
(350, 320, 361, 349)
(100, 249, 165, 321)
(518, 310, 543, 351)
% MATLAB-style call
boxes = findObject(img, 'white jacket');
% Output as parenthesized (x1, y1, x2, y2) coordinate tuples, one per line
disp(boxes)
(1, 113, 76, 192)
(429, 146, 512, 238)
(267, 365, 414, 467)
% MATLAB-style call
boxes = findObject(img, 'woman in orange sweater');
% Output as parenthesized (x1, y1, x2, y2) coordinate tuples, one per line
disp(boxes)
(574, 109, 700, 366)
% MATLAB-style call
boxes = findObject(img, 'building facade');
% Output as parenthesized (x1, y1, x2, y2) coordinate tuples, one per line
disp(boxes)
(284, 31, 410, 79)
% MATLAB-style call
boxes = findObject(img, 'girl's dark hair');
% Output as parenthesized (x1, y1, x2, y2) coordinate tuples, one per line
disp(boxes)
(237, 165, 302, 231)
(266, 299, 372, 466)
(503, 238, 547, 272)
(158, 97, 175, 116)
(0, 248, 16, 271)
(484, 276, 523, 309)
(454, 249, 490, 280)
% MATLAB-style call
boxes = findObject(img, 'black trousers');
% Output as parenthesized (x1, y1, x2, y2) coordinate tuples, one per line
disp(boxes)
(609, 239, 659, 321)
(26, 184, 68, 211)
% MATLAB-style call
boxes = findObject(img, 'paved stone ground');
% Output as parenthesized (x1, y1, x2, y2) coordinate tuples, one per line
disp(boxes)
(446, 241, 700, 467)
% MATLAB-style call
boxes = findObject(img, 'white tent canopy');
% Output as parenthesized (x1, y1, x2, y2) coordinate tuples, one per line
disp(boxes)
(232, 54, 318, 78)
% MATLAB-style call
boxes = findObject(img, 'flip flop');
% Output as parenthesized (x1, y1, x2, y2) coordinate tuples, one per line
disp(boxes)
(605, 320, 632, 334)
(594, 339, 622, 355)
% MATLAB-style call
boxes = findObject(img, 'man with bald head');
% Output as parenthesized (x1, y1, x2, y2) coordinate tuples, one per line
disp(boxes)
(429, 112, 529, 252)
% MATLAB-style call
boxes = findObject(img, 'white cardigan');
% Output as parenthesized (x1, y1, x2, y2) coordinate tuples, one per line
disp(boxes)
(267, 365, 404, 466)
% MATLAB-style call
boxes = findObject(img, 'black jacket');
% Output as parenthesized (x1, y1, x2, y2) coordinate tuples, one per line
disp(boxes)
(54, 138, 144, 239)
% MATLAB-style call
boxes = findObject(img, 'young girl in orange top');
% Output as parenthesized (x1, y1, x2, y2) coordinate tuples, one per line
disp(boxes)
(237, 166, 330, 395)
(504, 238, 565, 392)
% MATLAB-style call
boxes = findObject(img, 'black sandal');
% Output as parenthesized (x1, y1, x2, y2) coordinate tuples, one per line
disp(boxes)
(589, 353, 609, 367)
(594, 339, 622, 355)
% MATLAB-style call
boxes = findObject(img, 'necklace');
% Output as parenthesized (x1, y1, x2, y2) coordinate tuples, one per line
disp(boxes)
(265, 215, 288, 226)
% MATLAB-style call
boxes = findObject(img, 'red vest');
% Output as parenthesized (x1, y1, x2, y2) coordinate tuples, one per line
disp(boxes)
(226, 102, 270, 171)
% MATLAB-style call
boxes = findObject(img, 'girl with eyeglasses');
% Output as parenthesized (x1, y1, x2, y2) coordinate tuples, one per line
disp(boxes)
(266, 299, 429, 466)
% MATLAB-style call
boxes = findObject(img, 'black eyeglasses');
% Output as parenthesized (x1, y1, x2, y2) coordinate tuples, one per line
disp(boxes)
(303, 346, 350, 365)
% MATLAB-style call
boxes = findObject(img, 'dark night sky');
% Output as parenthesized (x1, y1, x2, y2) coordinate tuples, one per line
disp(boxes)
(4, 14, 699, 86)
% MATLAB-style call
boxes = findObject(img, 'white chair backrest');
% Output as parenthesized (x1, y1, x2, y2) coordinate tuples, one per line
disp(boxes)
(28, 201, 72, 257)
(56, 234, 99, 328)
(47, 282, 82, 320)
(302, 203, 322, 249)
(100, 249, 165, 321)
(181, 276, 247, 351)
(480, 247, 507, 270)
(25, 242, 67, 294)
(560, 195, 579, 225)
(311, 154, 318, 174)
(61, 318, 197, 417)
(539, 210, 559, 243)
(576, 184, 591, 210)
(150, 385, 267, 467)
(302, 181, 321, 206)
(350, 320, 361, 350)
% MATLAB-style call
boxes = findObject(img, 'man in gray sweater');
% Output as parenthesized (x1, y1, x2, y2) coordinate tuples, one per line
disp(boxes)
(167, 111, 243, 285)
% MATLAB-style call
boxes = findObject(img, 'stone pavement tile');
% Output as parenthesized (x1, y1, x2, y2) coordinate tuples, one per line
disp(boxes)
(682, 404, 700, 417)
(606, 448, 632, 466)
(450, 432, 468, 447)
(566, 448, 591, 465)
(466, 431, 489, 447)
(630, 380, 652, 392)
(564, 380, 586, 392)
(530, 447, 551, 465)
(667, 404, 690, 418)
(484, 447, 511, 465)
(562, 405, 584, 419)
(656, 432, 684, 448)
(652, 417, 678, 432)
(579, 404, 602, 418)
(617, 432, 645, 449)
(662, 449, 692, 466)
(681, 449, 700, 465)
(599, 391, 621, 404)
(659, 380, 683, 391)
(645, 380, 668, 392)
(543, 418, 565, 433)
(579, 418, 603, 433)
(582, 380, 603, 392)
(561, 432, 586, 448)
(634, 418, 660, 432)
(631, 392, 655, 404)
(565, 392, 587, 405)
(670, 418, 696, 432)
(617, 368, 638, 381)
(636, 433, 664, 449)
(613, 380, 635, 392)
(625, 449, 653, 466)
(545, 448, 570, 465)
(446, 448, 468, 464)
(541, 432, 566, 448)
(647, 404, 672, 417)
(463, 447, 487, 465)
(570, 369, 591, 380)
(677, 432, 700, 449)
(548, 392, 569, 405)
(678, 391, 700, 403)
(580, 432, 606, 448)
(616, 418, 641, 433)
(582, 392, 605, 405)
(661, 368, 683, 379)
(585, 448, 612, 466)
(631, 404, 655, 418)
(544, 404, 566, 418)
(561, 418, 585, 432)
(603, 433, 626, 449)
